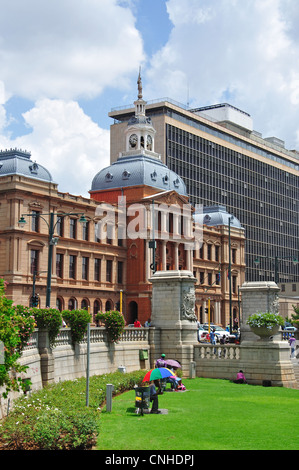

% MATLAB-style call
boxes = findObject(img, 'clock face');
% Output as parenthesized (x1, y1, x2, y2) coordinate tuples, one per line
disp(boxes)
(129, 134, 138, 148)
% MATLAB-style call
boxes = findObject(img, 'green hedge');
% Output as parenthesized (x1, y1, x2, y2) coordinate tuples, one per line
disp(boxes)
(0, 370, 145, 450)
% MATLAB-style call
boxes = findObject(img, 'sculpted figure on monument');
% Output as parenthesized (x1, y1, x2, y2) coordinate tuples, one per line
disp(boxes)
(181, 287, 197, 322)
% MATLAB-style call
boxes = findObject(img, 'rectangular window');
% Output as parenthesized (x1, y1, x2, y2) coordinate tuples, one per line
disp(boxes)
(56, 217, 64, 237)
(82, 221, 89, 241)
(106, 259, 112, 283)
(69, 255, 76, 279)
(31, 211, 40, 232)
(30, 249, 39, 275)
(56, 253, 63, 278)
(70, 219, 77, 239)
(82, 256, 89, 280)
(215, 245, 220, 262)
(232, 276, 237, 294)
(94, 258, 101, 281)
(117, 261, 123, 284)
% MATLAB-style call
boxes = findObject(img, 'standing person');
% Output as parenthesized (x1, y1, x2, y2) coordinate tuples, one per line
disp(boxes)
(134, 318, 141, 327)
(210, 328, 216, 353)
(219, 334, 227, 357)
(289, 335, 296, 358)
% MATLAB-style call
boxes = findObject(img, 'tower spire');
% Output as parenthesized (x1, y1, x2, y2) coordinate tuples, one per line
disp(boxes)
(137, 66, 143, 100)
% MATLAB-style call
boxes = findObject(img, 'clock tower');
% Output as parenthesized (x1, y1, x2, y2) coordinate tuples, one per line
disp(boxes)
(125, 70, 156, 155)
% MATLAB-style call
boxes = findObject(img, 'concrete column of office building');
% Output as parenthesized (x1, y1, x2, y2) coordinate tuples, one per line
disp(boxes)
(239, 281, 297, 387)
(149, 270, 198, 376)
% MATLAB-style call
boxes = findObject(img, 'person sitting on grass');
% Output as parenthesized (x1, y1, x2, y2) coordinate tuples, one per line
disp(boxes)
(233, 370, 247, 384)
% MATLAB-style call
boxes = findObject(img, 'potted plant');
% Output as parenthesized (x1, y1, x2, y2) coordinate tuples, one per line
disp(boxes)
(246, 311, 284, 340)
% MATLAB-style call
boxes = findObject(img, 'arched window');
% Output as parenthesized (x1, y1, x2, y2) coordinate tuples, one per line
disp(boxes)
(81, 298, 89, 310)
(93, 300, 101, 323)
(56, 297, 64, 311)
(128, 301, 138, 325)
(68, 298, 76, 310)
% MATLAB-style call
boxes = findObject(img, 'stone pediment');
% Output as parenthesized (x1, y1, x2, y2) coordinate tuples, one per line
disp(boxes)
(141, 190, 190, 210)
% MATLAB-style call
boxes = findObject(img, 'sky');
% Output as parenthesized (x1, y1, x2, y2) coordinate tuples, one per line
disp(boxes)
(0, 0, 299, 198)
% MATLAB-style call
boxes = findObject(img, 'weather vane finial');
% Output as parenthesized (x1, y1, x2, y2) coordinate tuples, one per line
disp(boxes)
(137, 66, 142, 99)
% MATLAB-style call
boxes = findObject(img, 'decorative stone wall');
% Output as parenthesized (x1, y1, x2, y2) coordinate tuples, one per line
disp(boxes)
(0, 327, 151, 419)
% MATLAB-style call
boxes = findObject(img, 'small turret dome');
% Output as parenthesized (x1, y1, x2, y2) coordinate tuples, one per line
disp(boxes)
(0, 148, 53, 183)
(194, 205, 243, 229)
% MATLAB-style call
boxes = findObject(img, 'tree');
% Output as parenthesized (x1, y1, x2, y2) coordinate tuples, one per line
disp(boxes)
(291, 305, 299, 326)
(0, 279, 36, 398)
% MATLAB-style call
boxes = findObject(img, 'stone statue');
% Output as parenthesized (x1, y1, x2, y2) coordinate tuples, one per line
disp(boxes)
(181, 287, 197, 322)
(137, 67, 142, 99)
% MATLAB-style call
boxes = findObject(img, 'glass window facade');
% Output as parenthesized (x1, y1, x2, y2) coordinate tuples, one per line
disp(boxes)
(165, 123, 299, 282)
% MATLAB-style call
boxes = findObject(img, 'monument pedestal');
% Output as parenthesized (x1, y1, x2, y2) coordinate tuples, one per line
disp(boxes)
(240, 340, 297, 388)
(239, 281, 297, 388)
(150, 270, 197, 376)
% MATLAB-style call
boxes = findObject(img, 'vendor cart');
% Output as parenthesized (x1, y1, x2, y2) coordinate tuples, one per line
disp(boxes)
(134, 386, 150, 415)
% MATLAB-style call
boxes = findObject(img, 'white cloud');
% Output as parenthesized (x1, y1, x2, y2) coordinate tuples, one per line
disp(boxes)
(0, 0, 144, 100)
(3, 99, 110, 197)
(0, 0, 145, 196)
(145, 0, 299, 150)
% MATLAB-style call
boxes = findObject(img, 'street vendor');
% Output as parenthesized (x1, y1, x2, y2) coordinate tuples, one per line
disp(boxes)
(149, 380, 163, 414)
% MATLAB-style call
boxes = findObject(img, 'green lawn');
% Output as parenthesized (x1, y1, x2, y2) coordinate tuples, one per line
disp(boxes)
(98, 378, 299, 451)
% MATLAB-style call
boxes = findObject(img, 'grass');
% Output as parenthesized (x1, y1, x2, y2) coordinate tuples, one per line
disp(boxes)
(97, 378, 299, 451)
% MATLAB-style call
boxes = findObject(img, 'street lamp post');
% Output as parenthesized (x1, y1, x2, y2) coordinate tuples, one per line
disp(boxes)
(254, 255, 298, 284)
(228, 216, 234, 334)
(19, 211, 87, 308)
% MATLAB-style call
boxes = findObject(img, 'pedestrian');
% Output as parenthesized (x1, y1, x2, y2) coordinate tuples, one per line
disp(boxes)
(219, 334, 226, 357)
(289, 335, 296, 358)
(134, 318, 141, 327)
(210, 328, 216, 353)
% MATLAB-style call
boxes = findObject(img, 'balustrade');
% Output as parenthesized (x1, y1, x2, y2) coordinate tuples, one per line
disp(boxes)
(195, 343, 240, 361)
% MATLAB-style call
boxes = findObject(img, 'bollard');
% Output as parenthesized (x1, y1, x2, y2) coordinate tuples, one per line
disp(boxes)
(189, 361, 196, 378)
(106, 384, 114, 412)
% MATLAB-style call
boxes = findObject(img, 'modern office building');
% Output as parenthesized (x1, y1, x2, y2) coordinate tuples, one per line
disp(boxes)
(109, 98, 299, 283)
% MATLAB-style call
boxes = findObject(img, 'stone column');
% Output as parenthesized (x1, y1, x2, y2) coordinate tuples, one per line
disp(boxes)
(38, 328, 55, 387)
(150, 270, 198, 376)
(238, 281, 297, 388)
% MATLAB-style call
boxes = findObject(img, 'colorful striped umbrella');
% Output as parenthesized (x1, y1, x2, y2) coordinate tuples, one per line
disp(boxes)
(142, 367, 174, 382)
